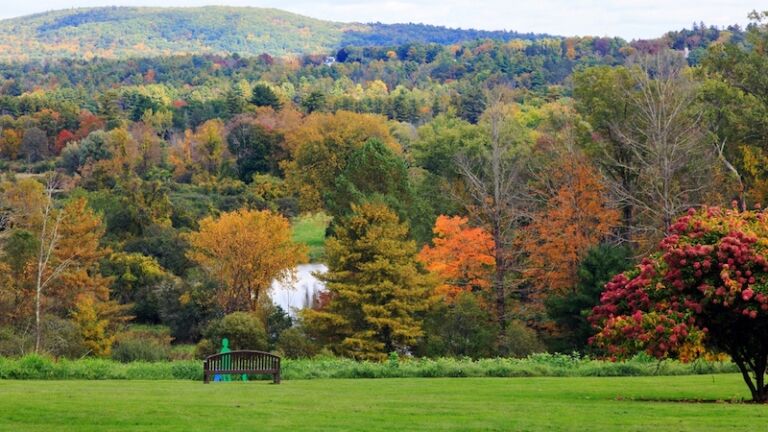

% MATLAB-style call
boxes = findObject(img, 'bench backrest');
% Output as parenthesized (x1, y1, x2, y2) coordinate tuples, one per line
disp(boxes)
(204, 350, 281, 372)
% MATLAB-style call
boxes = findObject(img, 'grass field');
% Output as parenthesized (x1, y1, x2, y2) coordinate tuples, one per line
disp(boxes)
(0, 375, 765, 431)
(292, 213, 331, 262)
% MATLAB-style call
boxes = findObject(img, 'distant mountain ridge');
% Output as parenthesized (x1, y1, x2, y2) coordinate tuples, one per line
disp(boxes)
(0, 6, 553, 61)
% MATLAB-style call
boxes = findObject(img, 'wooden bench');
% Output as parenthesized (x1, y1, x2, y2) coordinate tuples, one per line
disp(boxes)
(203, 350, 281, 384)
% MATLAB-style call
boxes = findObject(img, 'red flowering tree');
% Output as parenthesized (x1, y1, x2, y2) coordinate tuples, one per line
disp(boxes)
(590, 206, 768, 402)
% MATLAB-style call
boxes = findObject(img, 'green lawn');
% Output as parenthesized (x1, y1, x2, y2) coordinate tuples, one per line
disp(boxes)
(292, 213, 331, 262)
(0, 375, 765, 431)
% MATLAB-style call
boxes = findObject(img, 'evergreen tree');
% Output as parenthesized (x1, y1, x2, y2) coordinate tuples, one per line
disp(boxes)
(303, 201, 432, 360)
(251, 84, 282, 110)
(224, 84, 247, 118)
(545, 244, 632, 352)
(457, 85, 486, 124)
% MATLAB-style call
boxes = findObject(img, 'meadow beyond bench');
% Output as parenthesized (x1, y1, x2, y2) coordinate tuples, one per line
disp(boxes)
(203, 350, 281, 384)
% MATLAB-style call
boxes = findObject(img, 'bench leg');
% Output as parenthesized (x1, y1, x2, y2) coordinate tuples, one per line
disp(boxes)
(273, 373, 281, 384)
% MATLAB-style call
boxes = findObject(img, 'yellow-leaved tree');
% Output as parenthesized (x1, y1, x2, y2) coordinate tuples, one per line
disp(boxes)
(302, 202, 433, 361)
(54, 197, 128, 356)
(186, 209, 307, 313)
(1, 178, 126, 354)
(282, 111, 399, 211)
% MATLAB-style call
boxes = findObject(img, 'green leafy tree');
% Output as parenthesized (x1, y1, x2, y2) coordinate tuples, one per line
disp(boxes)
(283, 111, 397, 211)
(301, 90, 326, 114)
(101, 252, 171, 323)
(226, 119, 284, 181)
(3, 229, 39, 279)
(413, 114, 483, 178)
(699, 11, 768, 207)
(123, 224, 193, 277)
(573, 65, 637, 243)
(92, 176, 172, 239)
(324, 138, 413, 221)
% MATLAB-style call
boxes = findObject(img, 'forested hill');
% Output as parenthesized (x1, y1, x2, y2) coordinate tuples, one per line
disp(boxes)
(0, 6, 550, 61)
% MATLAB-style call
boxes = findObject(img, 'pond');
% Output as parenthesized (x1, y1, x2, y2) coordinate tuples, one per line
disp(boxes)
(270, 263, 327, 316)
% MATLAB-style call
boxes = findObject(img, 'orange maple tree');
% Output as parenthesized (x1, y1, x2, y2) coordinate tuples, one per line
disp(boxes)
(524, 155, 619, 296)
(418, 215, 496, 302)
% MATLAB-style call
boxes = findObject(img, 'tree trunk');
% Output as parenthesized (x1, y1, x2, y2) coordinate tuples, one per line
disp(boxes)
(755, 352, 768, 403)
(733, 352, 768, 403)
(493, 236, 506, 336)
(34, 195, 51, 353)
(620, 203, 633, 246)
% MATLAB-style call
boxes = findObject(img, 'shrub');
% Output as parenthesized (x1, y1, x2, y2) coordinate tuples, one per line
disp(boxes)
(417, 293, 497, 359)
(276, 327, 320, 358)
(111, 325, 172, 363)
(169, 344, 197, 361)
(497, 320, 546, 357)
(0, 318, 88, 359)
(112, 339, 171, 363)
(195, 312, 268, 358)
(42, 317, 89, 359)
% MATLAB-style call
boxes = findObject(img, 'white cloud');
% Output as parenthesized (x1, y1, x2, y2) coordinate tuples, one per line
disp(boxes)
(0, 0, 761, 39)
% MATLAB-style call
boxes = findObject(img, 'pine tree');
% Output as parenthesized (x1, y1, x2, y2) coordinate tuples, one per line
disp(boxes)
(251, 83, 282, 110)
(225, 84, 247, 118)
(303, 201, 432, 360)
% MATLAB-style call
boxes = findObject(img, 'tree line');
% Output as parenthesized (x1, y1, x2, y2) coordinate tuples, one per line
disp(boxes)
(0, 12, 765, 362)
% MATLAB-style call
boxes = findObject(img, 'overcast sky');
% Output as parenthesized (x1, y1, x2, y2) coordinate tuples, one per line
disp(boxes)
(0, 1, 761, 39)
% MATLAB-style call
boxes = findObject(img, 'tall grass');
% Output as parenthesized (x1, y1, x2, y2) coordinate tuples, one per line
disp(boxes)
(0, 353, 738, 381)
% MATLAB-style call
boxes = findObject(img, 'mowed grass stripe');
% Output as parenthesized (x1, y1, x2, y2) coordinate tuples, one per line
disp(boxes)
(0, 375, 766, 431)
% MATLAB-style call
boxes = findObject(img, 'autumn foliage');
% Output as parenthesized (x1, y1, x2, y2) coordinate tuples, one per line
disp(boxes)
(186, 209, 307, 313)
(303, 202, 432, 360)
(590, 206, 768, 402)
(282, 111, 398, 211)
(418, 215, 495, 302)
(525, 155, 618, 296)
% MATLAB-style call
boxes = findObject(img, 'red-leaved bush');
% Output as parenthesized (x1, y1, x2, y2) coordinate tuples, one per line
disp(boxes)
(590, 206, 768, 402)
